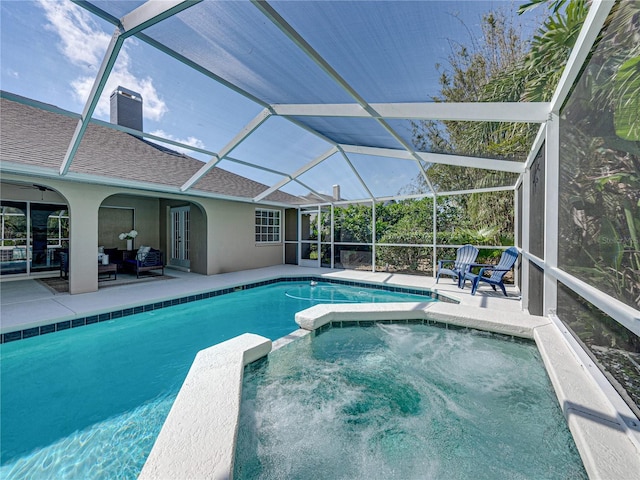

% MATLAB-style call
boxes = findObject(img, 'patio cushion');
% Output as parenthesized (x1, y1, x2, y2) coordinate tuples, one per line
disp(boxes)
(137, 245, 151, 262)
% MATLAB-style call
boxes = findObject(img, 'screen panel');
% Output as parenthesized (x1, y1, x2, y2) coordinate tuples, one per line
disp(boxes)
(557, 282, 640, 417)
(528, 143, 545, 259)
(558, 3, 640, 310)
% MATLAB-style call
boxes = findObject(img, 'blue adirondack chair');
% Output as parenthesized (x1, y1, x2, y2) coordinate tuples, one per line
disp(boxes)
(461, 246, 519, 296)
(436, 244, 479, 287)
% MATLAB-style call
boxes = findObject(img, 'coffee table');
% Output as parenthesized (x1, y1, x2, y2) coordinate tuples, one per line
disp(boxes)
(98, 263, 117, 280)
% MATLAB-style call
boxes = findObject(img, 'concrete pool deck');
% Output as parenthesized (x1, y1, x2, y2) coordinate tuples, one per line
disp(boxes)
(2, 265, 639, 478)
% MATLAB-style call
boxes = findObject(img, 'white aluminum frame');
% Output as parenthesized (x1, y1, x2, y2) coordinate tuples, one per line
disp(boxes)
(272, 102, 550, 122)
(543, 114, 559, 315)
(60, 0, 201, 175)
(33, 0, 640, 346)
(181, 108, 273, 191)
(253, 147, 338, 202)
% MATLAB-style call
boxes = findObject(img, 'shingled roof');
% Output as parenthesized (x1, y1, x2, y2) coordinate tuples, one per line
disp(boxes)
(0, 94, 304, 205)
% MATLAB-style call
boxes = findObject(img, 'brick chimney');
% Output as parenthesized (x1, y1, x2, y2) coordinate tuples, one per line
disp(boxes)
(110, 87, 143, 132)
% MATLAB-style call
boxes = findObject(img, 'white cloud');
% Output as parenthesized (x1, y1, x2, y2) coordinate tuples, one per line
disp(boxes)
(38, 0, 167, 121)
(38, 0, 110, 70)
(149, 129, 206, 155)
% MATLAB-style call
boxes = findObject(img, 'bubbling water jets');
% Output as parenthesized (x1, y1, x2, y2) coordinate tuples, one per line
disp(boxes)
(237, 352, 369, 479)
(238, 329, 452, 479)
(235, 325, 586, 480)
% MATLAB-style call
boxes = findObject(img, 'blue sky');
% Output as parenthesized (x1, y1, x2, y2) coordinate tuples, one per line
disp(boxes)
(1, 0, 541, 200)
(1, 1, 261, 156)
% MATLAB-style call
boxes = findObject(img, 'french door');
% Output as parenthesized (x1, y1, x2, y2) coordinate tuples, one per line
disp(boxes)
(170, 206, 190, 269)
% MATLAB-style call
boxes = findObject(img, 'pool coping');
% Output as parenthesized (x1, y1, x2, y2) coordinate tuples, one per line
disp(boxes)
(138, 333, 272, 480)
(139, 302, 640, 480)
(0, 276, 452, 342)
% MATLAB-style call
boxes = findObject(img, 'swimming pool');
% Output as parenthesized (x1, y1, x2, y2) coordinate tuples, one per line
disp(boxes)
(0, 281, 434, 479)
(235, 323, 587, 479)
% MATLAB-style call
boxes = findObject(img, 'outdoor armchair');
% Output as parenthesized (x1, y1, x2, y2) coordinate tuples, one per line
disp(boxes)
(123, 247, 164, 278)
(436, 244, 479, 287)
(59, 250, 69, 279)
(461, 246, 519, 296)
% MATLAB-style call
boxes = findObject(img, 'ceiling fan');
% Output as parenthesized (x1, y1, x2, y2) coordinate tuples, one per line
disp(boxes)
(7, 182, 56, 200)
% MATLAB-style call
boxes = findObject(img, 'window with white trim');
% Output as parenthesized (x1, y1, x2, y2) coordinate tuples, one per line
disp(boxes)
(255, 209, 281, 243)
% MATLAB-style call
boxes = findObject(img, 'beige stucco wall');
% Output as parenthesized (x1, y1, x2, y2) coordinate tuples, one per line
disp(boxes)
(57, 183, 106, 294)
(100, 195, 160, 250)
(206, 200, 283, 274)
(187, 203, 207, 274)
(1, 174, 288, 292)
(98, 205, 135, 248)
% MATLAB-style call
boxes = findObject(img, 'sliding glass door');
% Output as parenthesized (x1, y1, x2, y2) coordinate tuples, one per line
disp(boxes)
(0, 202, 27, 275)
(0, 201, 68, 276)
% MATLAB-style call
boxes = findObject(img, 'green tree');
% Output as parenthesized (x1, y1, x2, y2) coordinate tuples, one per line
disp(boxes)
(333, 203, 372, 243)
(376, 198, 434, 272)
(410, 2, 588, 244)
(410, 10, 534, 240)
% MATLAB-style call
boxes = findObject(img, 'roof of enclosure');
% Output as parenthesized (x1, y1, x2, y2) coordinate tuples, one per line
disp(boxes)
(1, 0, 614, 206)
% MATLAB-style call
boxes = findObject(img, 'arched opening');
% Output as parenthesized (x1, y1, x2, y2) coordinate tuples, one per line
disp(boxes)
(98, 193, 207, 278)
(161, 199, 207, 274)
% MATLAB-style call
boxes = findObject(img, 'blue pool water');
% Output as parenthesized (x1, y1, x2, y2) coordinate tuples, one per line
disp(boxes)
(0, 281, 434, 479)
(235, 324, 587, 479)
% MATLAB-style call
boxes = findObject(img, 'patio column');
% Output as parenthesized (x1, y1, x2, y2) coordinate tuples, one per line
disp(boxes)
(65, 188, 103, 294)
